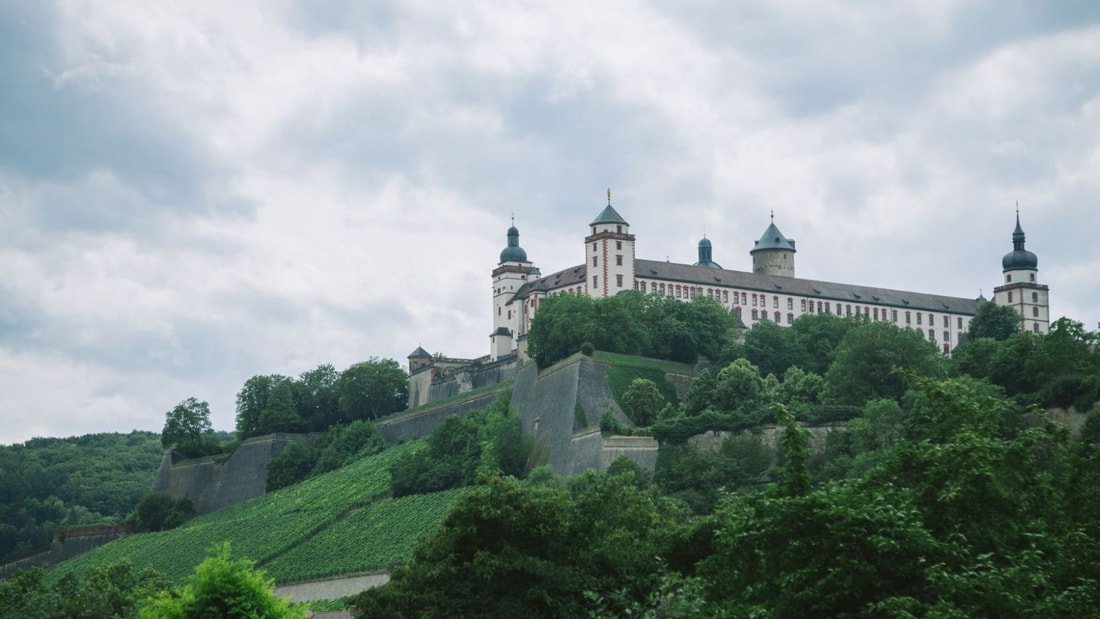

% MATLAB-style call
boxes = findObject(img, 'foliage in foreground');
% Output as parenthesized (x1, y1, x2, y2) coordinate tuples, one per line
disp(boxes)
(141, 543, 306, 618)
(0, 558, 169, 619)
(352, 471, 685, 618)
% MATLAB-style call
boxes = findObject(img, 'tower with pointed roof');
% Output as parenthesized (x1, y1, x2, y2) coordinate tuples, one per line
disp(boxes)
(585, 190, 636, 297)
(750, 213, 796, 277)
(492, 220, 540, 359)
(992, 211, 1049, 334)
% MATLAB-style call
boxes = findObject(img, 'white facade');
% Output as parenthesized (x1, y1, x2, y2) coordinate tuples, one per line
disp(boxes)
(490, 204, 1048, 358)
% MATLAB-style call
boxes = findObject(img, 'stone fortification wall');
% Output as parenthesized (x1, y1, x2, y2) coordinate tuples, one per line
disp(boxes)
(152, 434, 304, 514)
(426, 358, 519, 404)
(0, 530, 127, 581)
(511, 354, 654, 476)
(687, 424, 842, 454)
(376, 388, 508, 443)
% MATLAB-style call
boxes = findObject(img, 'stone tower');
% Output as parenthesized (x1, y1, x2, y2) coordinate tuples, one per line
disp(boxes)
(992, 211, 1050, 334)
(750, 213, 796, 277)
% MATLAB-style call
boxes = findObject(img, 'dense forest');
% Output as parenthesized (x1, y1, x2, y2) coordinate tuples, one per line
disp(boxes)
(0, 432, 164, 563)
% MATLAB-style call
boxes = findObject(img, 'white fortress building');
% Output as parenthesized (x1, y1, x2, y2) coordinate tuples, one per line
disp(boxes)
(488, 197, 1050, 361)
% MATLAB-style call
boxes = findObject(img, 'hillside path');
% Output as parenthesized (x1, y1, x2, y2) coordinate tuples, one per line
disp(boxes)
(275, 573, 390, 603)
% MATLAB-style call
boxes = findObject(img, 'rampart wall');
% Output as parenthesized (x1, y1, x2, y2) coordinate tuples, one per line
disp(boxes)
(0, 528, 129, 581)
(151, 433, 304, 514)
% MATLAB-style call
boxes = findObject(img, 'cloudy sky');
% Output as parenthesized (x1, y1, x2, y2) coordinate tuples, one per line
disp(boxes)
(2, 1, 1098, 444)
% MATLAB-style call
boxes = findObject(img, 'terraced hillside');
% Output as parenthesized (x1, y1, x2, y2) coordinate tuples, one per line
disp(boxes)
(48, 441, 463, 584)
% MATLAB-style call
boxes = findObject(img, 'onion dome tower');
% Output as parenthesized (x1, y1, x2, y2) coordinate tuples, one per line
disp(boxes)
(993, 209, 1049, 334)
(750, 211, 796, 277)
(693, 236, 722, 269)
(491, 217, 539, 359)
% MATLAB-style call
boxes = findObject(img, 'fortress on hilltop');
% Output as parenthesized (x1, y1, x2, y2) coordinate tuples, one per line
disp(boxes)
(407, 194, 1050, 408)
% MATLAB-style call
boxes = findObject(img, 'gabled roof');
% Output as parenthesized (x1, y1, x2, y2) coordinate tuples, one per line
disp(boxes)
(591, 204, 628, 226)
(634, 259, 980, 315)
(510, 264, 587, 302)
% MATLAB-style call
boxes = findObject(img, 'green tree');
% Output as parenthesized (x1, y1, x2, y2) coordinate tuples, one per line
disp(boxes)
(787, 312, 855, 375)
(265, 440, 315, 491)
(141, 542, 305, 618)
(257, 378, 303, 434)
(235, 374, 288, 440)
(621, 378, 665, 426)
(777, 365, 826, 410)
(712, 358, 768, 416)
(337, 358, 408, 422)
(161, 397, 216, 458)
(967, 301, 1023, 341)
(295, 364, 340, 431)
(825, 321, 943, 405)
(355, 473, 679, 618)
(133, 491, 195, 532)
(735, 319, 807, 377)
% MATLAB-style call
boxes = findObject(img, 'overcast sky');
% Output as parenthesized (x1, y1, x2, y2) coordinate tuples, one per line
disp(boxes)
(2, 1, 1098, 444)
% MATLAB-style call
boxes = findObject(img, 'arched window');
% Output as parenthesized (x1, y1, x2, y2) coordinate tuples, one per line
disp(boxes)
(928, 329, 935, 340)
(787, 313, 794, 324)
(905, 311, 911, 324)
(774, 311, 781, 322)
(1033, 322, 1040, 333)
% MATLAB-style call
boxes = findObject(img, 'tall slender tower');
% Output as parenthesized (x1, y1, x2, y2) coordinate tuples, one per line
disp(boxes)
(992, 210, 1050, 334)
(491, 220, 538, 359)
(585, 190, 635, 297)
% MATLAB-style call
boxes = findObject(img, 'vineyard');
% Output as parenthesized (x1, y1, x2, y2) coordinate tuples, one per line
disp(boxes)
(48, 442, 465, 584)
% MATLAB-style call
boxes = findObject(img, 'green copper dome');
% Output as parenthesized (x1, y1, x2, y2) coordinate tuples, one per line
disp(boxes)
(1001, 213, 1037, 271)
(499, 224, 528, 263)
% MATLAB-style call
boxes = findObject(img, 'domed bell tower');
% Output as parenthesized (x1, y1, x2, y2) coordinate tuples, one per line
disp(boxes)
(491, 219, 538, 359)
(992, 210, 1049, 334)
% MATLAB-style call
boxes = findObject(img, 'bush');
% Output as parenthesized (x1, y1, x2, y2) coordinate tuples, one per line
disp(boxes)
(581, 341, 595, 356)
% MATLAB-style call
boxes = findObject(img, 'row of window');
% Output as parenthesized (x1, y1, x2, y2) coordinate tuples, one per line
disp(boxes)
(1006, 291, 1042, 304)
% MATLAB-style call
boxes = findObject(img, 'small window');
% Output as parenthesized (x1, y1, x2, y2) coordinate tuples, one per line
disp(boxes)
(734, 306, 742, 318)
(1031, 292, 1038, 302)
(892, 309, 898, 322)
(801, 299, 807, 312)
(1007, 274, 1012, 282)
(593, 276, 598, 288)
(616, 241, 622, 250)
(917, 312, 923, 325)
(905, 311, 911, 325)
(943, 343, 950, 354)
(616, 254, 623, 266)
(723, 290, 729, 303)
(752, 309, 759, 320)
(752, 294, 758, 307)
(616, 225, 622, 233)
(928, 329, 935, 340)
(943, 315, 949, 328)
(774, 311, 781, 322)
(943, 330, 950, 342)
(1030, 273, 1035, 282)
(616, 274, 623, 288)
(957, 317, 963, 329)
(846, 304, 852, 317)
(873, 307, 879, 320)
(1032, 307, 1038, 317)
(787, 298, 794, 310)
(592, 242, 597, 251)
(787, 312, 794, 324)
(825, 302, 831, 313)
(640, 281, 647, 293)
(593, 256, 598, 267)
(1033, 322, 1040, 333)
(773, 296, 779, 309)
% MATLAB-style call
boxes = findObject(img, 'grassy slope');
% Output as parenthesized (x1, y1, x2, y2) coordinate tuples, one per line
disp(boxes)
(48, 441, 464, 585)
(595, 351, 692, 407)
